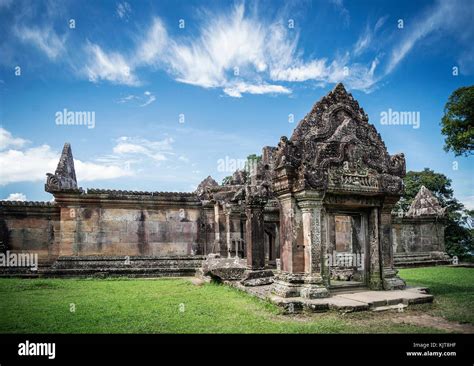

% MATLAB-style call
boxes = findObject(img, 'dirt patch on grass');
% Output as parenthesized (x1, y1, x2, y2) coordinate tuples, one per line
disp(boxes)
(393, 314, 474, 333)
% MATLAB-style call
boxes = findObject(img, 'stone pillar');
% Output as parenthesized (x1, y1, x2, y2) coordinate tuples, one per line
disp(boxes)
(223, 204, 244, 258)
(197, 205, 214, 255)
(297, 193, 329, 299)
(368, 207, 382, 290)
(224, 205, 232, 258)
(240, 201, 274, 286)
(380, 198, 406, 290)
(213, 203, 222, 255)
(245, 204, 265, 270)
(272, 191, 329, 298)
(275, 193, 305, 273)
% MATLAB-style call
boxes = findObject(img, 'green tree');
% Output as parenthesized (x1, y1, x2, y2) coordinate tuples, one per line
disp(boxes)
(245, 154, 261, 174)
(441, 85, 474, 156)
(398, 168, 473, 259)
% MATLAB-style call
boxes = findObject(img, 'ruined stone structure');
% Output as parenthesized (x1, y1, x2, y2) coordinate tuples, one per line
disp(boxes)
(393, 186, 450, 267)
(0, 84, 446, 291)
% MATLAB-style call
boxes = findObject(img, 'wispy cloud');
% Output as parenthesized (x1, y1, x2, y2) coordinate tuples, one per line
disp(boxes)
(130, 3, 386, 94)
(116, 1, 131, 21)
(14, 25, 66, 60)
(117, 91, 156, 107)
(140, 91, 156, 107)
(5, 0, 473, 95)
(353, 16, 388, 57)
(112, 136, 174, 162)
(385, 0, 473, 75)
(83, 41, 139, 86)
(223, 82, 291, 98)
(330, 0, 350, 27)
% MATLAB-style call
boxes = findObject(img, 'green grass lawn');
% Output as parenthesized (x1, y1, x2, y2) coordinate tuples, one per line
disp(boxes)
(0, 266, 472, 333)
(399, 266, 474, 324)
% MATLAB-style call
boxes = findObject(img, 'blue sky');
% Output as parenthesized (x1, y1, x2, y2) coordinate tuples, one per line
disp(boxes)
(0, 0, 473, 208)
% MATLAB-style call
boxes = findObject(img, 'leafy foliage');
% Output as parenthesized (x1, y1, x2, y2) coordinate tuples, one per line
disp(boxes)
(441, 85, 474, 156)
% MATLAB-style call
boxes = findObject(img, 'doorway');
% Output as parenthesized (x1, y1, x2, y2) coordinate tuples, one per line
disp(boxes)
(327, 211, 368, 288)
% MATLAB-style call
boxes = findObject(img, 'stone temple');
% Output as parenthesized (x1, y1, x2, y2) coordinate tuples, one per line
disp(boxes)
(0, 84, 450, 300)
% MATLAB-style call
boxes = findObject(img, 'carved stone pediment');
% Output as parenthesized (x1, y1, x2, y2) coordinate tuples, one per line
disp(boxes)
(273, 83, 405, 196)
(195, 176, 219, 200)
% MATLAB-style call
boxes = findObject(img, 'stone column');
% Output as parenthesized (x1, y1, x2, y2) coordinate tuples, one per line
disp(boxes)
(213, 203, 222, 255)
(297, 193, 329, 299)
(380, 198, 406, 290)
(224, 205, 232, 258)
(272, 191, 329, 298)
(368, 207, 382, 290)
(197, 205, 214, 255)
(245, 204, 265, 270)
(240, 199, 274, 286)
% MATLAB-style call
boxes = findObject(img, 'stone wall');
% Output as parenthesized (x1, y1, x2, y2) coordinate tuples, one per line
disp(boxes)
(0, 201, 60, 265)
(392, 216, 446, 254)
(0, 191, 213, 276)
(53, 190, 207, 257)
(391, 186, 450, 267)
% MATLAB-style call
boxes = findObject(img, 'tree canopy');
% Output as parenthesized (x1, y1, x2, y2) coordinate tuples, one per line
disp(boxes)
(441, 85, 474, 156)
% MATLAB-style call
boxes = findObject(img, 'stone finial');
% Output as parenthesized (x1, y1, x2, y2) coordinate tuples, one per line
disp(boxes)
(195, 176, 219, 199)
(406, 185, 446, 217)
(45, 143, 79, 193)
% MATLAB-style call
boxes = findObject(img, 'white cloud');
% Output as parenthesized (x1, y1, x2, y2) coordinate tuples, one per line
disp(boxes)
(135, 18, 168, 66)
(385, 1, 471, 75)
(140, 91, 156, 107)
(116, 1, 131, 20)
(0, 130, 132, 186)
(9, 1, 471, 95)
(83, 42, 139, 86)
(4, 193, 27, 201)
(0, 127, 29, 150)
(270, 59, 328, 82)
(75, 160, 132, 182)
(14, 25, 66, 60)
(0, 144, 60, 185)
(113, 136, 174, 161)
(130, 4, 381, 94)
(117, 91, 156, 107)
(223, 82, 291, 98)
(353, 16, 387, 57)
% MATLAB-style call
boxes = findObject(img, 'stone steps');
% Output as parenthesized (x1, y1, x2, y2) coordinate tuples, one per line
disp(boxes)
(268, 287, 433, 313)
(0, 255, 205, 278)
(329, 282, 367, 294)
(394, 252, 452, 268)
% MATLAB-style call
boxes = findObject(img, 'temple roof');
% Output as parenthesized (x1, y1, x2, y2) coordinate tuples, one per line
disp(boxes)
(406, 186, 446, 217)
(272, 83, 406, 195)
